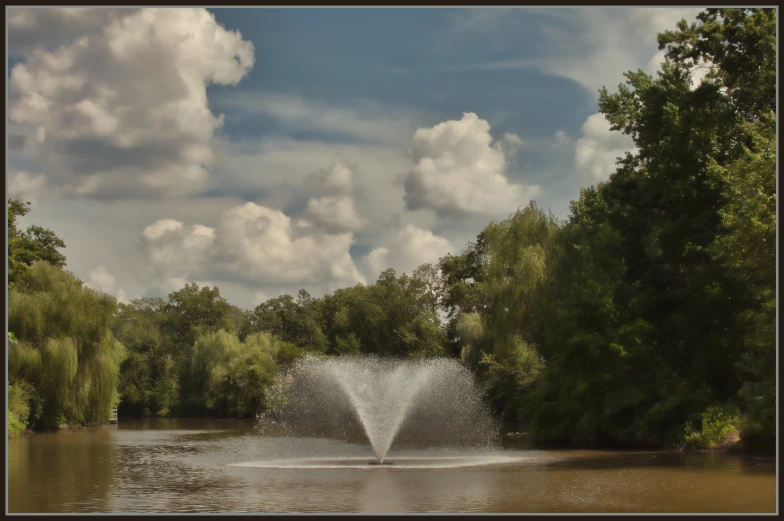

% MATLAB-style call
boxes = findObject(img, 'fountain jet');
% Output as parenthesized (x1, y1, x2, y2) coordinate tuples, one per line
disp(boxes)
(259, 356, 498, 463)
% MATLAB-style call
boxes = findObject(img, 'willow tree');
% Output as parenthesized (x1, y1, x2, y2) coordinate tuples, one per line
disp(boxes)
(449, 203, 561, 418)
(8, 262, 126, 430)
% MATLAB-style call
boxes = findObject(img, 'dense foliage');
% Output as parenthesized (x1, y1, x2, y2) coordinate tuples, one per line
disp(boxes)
(7, 9, 774, 450)
(505, 8, 774, 449)
(9, 263, 126, 431)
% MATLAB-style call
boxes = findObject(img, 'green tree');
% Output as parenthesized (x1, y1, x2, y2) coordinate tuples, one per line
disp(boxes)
(450, 203, 559, 418)
(111, 298, 170, 416)
(250, 290, 328, 351)
(439, 237, 488, 357)
(524, 8, 775, 447)
(412, 263, 446, 315)
(190, 330, 284, 417)
(8, 262, 126, 429)
(709, 115, 776, 445)
(159, 283, 237, 415)
(8, 197, 66, 286)
(319, 270, 447, 358)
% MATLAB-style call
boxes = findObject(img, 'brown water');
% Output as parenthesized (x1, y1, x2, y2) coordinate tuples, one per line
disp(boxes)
(7, 419, 777, 513)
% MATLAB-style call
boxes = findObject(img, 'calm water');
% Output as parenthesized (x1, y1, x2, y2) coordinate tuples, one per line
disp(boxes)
(7, 419, 776, 513)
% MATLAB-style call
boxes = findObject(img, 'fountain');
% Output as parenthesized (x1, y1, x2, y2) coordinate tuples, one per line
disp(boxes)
(254, 356, 501, 466)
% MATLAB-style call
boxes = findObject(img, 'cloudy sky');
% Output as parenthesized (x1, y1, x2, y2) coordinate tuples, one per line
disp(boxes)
(7, 7, 704, 308)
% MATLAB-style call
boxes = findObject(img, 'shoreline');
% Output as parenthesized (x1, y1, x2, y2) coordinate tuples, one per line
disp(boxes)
(11, 417, 775, 455)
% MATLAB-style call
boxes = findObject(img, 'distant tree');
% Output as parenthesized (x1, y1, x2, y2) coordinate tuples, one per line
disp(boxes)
(190, 330, 284, 417)
(412, 263, 446, 315)
(250, 290, 328, 351)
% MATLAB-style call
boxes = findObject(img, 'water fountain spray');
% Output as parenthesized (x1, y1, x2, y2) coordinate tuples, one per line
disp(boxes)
(259, 356, 499, 464)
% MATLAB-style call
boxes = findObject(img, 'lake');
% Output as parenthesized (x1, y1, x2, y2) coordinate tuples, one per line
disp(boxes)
(7, 418, 776, 513)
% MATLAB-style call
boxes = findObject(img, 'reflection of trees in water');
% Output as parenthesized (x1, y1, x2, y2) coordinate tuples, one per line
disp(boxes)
(9, 427, 115, 513)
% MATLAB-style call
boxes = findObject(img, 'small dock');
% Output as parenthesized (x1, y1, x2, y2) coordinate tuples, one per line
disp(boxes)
(109, 408, 118, 424)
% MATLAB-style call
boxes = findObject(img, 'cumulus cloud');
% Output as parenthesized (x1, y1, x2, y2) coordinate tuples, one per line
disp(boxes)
(300, 159, 366, 232)
(8, 8, 254, 199)
(8, 8, 140, 53)
(85, 266, 127, 303)
(303, 196, 364, 232)
(402, 112, 541, 217)
(574, 113, 637, 185)
(363, 224, 453, 281)
(139, 202, 366, 296)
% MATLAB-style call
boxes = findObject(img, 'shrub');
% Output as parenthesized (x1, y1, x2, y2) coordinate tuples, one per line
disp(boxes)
(683, 404, 741, 450)
(8, 381, 33, 437)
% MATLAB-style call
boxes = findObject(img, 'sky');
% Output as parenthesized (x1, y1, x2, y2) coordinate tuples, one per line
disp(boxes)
(7, 7, 705, 309)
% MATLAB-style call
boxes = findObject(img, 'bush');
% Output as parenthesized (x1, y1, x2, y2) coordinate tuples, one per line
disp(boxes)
(8, 381, 33, 437)
(683, 404, 741, 450)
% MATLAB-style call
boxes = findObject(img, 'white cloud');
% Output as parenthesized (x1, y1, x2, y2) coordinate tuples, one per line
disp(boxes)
(402, 112, 541, 217)
(301, 159, 366, 232)
(442, 8, 702, 95)
(214, 137, 410, 210)
(363, 224, 453, 281)
(574, 113, 637, 185)
(7, 8, 140, 53)
(85, 266, 127, 303)
(304, 196, 364, 232)
(8, 171, 47, 204)
(8, 8, 254, 199)
(139, 202, 367, 297)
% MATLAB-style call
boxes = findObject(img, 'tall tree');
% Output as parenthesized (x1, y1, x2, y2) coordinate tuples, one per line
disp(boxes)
(525, 8, 776, 447)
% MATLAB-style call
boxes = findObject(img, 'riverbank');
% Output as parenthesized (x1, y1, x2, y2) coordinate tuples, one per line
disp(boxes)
(8, 420, 120, 439)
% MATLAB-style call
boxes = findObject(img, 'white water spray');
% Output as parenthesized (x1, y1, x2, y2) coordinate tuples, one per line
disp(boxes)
(259, 356, 499, 463)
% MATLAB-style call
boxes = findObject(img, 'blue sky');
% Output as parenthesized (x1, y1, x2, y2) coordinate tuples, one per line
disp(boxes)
(7, 7, 704, 308)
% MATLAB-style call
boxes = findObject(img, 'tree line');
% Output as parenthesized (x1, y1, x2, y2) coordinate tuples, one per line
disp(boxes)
(7, 9, 775, 450)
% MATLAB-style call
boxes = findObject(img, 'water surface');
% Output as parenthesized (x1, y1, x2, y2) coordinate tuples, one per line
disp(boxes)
(7, 419, 776, 513)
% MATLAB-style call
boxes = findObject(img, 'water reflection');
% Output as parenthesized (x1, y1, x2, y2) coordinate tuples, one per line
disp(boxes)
(9, 426, 116, 512)
(7, 418, 776, 513)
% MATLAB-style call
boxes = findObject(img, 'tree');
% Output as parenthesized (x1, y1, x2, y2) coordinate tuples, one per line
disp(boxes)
(111, 298, 169, 416)
(439, 237, 488, 357)
(448, 203, 559, 418)
(8, 197, 66, 286)
(524, 8, 776, 448)
(190, 330, 283, 417)
(8, 262, 126, 429)
(318, 270, 447, 358)
(412, 263, 446, 315)
(250, 290, 328, 351)
(709, 115, 776, 445)
(657, 8, 776, 120)
(162, 283, 236, 354)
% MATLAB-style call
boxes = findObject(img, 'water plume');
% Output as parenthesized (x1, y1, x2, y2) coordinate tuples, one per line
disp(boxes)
(258, 356, 498, 463)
